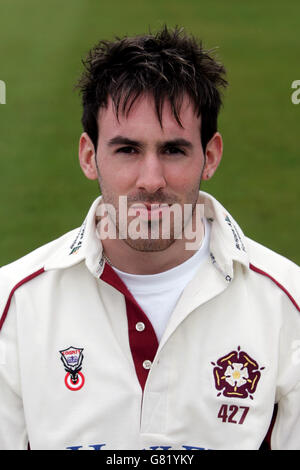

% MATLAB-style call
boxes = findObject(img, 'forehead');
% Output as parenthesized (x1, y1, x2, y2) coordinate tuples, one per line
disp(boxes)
(97, 93, 201, 142)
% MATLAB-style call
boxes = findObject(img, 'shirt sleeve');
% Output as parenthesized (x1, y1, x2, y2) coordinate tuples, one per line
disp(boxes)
(271, 383, 300, 449)
(0, 294, 28, 450)
(271, 292, 300, 450)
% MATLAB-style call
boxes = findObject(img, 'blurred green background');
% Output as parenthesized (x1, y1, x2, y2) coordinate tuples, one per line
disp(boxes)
(0, 0, 299, 266)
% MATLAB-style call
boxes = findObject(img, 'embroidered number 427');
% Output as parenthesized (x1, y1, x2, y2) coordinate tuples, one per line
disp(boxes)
(217, 404, 249, 425)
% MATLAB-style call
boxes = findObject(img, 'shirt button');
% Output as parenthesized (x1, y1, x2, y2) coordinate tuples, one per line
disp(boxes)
(136, 322, 145, 332)
(143, 360, 152, 370)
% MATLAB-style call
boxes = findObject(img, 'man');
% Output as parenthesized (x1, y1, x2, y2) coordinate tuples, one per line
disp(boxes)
(0, 26, 299, 450)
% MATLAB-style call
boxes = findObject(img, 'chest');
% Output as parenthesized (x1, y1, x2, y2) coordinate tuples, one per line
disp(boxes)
(15, 273, 278, 449)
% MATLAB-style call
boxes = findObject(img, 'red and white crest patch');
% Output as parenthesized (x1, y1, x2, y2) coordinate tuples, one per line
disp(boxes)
(60, 346, 85, 391)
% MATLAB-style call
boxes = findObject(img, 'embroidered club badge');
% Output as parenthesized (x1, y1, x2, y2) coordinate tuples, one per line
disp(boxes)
(212, 346, 264, 400)
(60, 346, 85, 391)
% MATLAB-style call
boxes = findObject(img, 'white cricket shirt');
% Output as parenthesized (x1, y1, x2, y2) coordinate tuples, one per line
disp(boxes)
(0, 191, 300, 450)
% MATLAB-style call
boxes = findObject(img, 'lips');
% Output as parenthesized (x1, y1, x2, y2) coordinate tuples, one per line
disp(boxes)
(131, 202, 170, 210)
(130, 202, 170, 220)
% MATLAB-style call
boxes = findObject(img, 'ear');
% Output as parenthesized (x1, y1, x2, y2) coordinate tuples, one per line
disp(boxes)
(78, 132, 98, 180)
(202, 132, 223, 180)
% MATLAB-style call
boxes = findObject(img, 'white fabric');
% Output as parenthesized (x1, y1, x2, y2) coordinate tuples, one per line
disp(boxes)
(112, 218, 210, 342)
(0, 191, 299, 450)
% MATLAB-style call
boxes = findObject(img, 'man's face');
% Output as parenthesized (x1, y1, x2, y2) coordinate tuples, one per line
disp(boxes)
(91, 93, 214, 251)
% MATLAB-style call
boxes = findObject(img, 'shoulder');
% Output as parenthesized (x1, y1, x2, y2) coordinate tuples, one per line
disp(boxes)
(0, 228, 80, 321)
(0, 228, 79, 278)
(245, 237, 300, 311)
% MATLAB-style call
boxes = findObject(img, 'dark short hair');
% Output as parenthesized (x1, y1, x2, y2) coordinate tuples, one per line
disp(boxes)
(76, 25, 228, 151)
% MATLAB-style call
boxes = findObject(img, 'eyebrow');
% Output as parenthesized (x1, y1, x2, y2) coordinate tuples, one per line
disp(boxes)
(107, 136, 141, 147)
(107, 135, 193, 149)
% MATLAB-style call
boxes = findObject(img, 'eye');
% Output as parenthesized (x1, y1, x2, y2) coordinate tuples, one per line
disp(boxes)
(164, 146, 185, 155)
(116, 146, 137, 154)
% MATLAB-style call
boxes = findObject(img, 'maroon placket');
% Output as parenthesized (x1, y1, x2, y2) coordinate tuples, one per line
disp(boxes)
(100, 263, 159, 391)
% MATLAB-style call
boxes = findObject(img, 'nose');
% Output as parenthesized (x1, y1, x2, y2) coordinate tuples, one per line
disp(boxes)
(135, 153, 167, 193)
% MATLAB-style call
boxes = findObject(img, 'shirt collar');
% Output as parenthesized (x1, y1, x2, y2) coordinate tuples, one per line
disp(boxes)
(44, 192, 250, 279)
(199, 191, 249, 279)
(44, 196, 103, 273)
